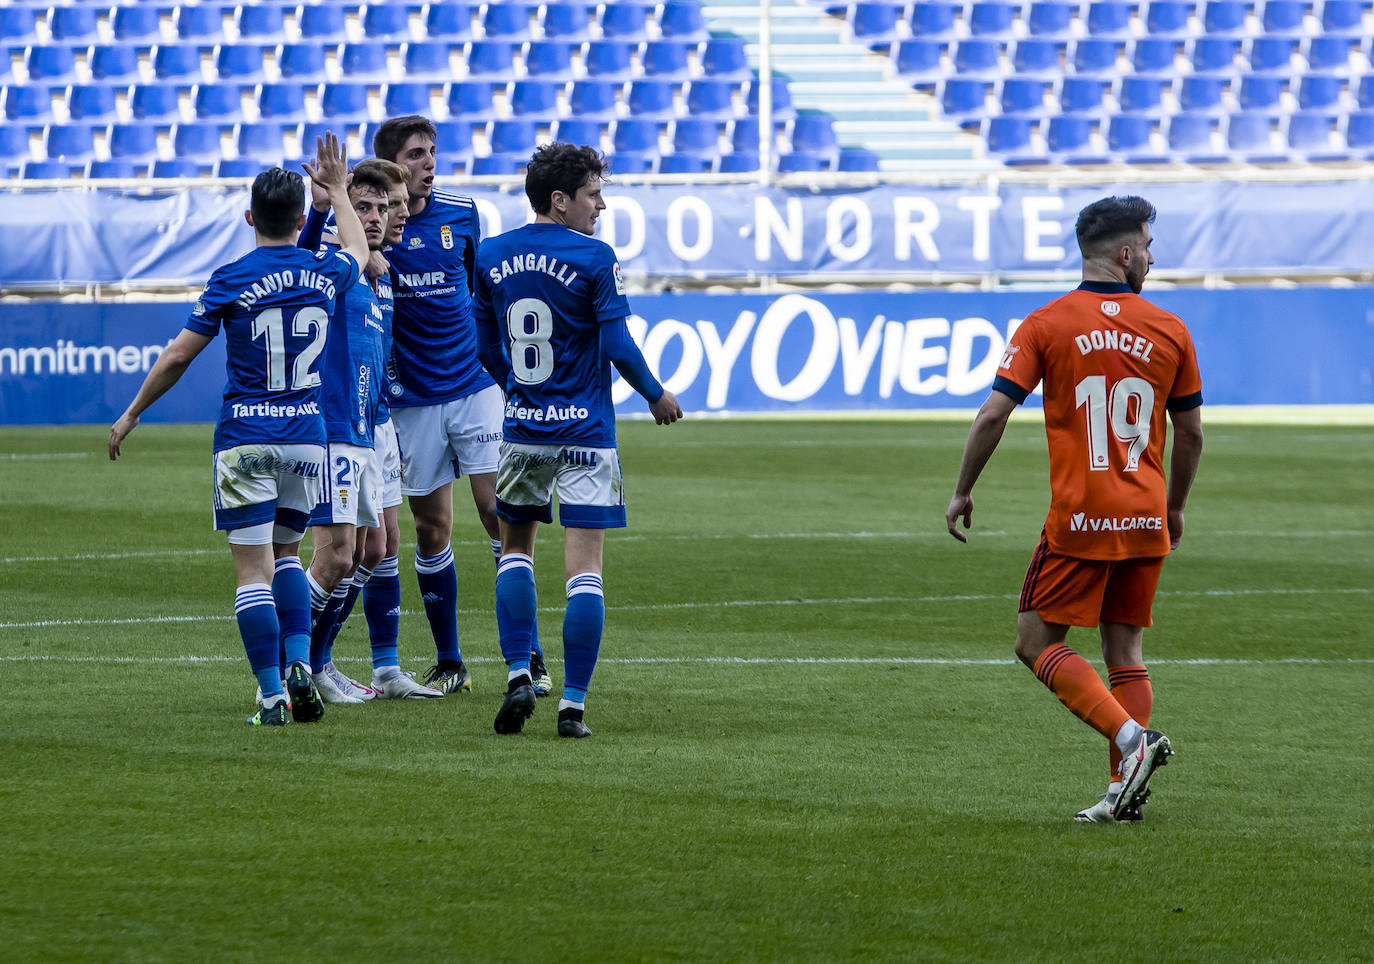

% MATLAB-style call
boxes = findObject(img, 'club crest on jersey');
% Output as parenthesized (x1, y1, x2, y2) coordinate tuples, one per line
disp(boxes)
(1100, 300, 1121, 317)
(440, 225, 454, 249)
(613, 261, 625, 295)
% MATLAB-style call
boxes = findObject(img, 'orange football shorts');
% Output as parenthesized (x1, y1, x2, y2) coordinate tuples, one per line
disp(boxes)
(1019, 534, 1165, 628)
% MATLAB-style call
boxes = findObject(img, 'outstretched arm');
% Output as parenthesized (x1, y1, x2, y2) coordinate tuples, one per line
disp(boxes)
(945, 389, 1018, 542)
(603, 318, 681, 425)
(108, 329, 213, 460)
(1165, 405, 1203, 549)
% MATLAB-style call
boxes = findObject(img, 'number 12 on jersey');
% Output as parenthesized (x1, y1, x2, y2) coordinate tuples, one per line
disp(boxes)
(1075, 375, 1154, 472)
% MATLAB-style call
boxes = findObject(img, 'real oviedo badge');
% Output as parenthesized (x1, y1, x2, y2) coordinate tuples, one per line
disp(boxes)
(440, 225, 454, 250)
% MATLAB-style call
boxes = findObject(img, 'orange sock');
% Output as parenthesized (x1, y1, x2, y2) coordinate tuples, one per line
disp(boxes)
(1108, 665, 1153, 782)
(1032, 643, 1131, 740)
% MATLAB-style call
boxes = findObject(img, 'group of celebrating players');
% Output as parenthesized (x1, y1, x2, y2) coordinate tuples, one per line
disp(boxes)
(107, 117, 1201, 820)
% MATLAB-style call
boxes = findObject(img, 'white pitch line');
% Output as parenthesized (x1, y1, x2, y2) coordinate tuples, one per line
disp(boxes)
(1, 548, 224, 565)
(2, 452, 92, 461)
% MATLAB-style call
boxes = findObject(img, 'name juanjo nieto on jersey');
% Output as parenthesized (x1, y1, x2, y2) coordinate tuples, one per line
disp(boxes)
(231, 269, 339, 309)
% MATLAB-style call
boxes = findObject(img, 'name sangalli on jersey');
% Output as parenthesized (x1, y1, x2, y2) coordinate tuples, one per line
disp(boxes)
(232, 269, 338, 310)
(487, 253, 578, 288)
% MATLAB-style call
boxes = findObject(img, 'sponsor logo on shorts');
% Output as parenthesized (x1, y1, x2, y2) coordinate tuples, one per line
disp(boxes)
(235, 453, 321, 479)
(475, 432, 502, 444)
(1100, 300, 1121, 317)
(1069, 512, 1163, 532)
(505, 450, 561, 470)
(562, 449, 598, 467)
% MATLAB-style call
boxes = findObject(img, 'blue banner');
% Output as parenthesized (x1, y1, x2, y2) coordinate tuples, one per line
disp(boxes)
(2, 288, 1371, 426)
(3, 180, 1374, 286)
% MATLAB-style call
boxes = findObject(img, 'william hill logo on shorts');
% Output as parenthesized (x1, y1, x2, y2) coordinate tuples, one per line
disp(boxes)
(1070, 512, 1163, 532)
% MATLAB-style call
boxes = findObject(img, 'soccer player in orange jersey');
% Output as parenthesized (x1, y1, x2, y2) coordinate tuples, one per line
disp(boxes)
(945, 195, 1204, 822)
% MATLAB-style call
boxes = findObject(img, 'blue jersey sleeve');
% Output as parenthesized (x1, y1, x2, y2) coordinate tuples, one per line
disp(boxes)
(185, 269, 229, 336)
(591, 251, 631, 324)
(603, 317, 663, 403)
(317, 247, 361, 295)
(471, 254, 511, 388)
(298, 206, 328, 252)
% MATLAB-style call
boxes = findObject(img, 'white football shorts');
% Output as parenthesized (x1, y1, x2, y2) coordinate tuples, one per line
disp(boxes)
(495, 441, 625, 529)
(374, 418, 403, 509)
(212, 443, 324, 544)
(309, 442, 382, 529)
(391, 384, 504, 496)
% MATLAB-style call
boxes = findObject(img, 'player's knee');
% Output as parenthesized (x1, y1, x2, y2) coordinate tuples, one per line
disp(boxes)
(1013, 634, 1042, 668)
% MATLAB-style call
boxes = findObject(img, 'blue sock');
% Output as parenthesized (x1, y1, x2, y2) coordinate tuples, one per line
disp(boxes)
(364, 554, 401, 670)
(310, 584, 348, 673)
(236, 584, 282, 697)
(273, 557, 312, 669)
(328, 565, 369, 653)
(416, 545, 461, 664)
(562, 572, 604, 704)
(493, 538, 543, 659)
(495, 554, 536, 674)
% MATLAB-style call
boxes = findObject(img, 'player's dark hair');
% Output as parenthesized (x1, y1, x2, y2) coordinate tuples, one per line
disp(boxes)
(1075, 195, 1156, 258)
(250, 167, 306, 240)
(348, 164, 393, 201)
(353, 157, 408, 187)
(372, 116, 437, 163)
(525, 142, 607, 215)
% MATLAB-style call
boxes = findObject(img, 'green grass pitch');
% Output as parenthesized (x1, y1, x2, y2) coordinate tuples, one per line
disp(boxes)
(2, 417, 1371, 962)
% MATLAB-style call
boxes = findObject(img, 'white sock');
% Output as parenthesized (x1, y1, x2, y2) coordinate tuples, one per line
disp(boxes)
(262, 693, 287, 709)
(372, 666, 401, 682)
(1114, 719, 1145, 755)
(558, 698, 585, 712)
(508, 668, 532, 684)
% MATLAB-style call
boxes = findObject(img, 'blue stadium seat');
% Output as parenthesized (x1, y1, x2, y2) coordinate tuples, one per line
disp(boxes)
(90, 45, 140, 83)
(849, 2, 903, 45)
(613, 117, 660, 153)
(1012, 39, 1063, 76)
(1058, 76, 1107, 113)
(214, 44, 267, 83)
(107, 123, 159, 161)
(1286, 111, 1339, 155)
(540, 2, 592, 41)
(319, 82, 370, 123)
(1085, 1, 1135, 38)
(967, 2, 1016, 37)
(66, 85, 118, 123)
(984, 115, 1040, 161)
(298, 122, 338, 152)
(891, 39, 947, 83)
(23, 160, 73, 179)
(599, 3, 651, 42)
(44, 123, 96, 164)
(1132, 38, 1180, 74)
(1107, 113, 1164, 160)
(173, 5, 227, 44)
(509, 80, 561, 119)
(194, 83, 245, 122)
(731, 115, 762, 152)
(1189, 37, 1241, 72)
(952, 39, 1001, 76)
(277, 44, 327, 82)
(642, 41, 694, 81)
(1144, 0, 1195, 38)
(1046, 114, 1099, 158)
(472, 154, 523, 175)
(362, 3, 414, 42)
(258, 83, 308, 120)
(1225, 111, 1281, 158)
(340, 43, 391, 81)
(552, 118, 605, 149)
(1319, 0, 1365, 34)
(1202, 0, 1251, 35)
(910, 1, 959, 37)
(111, 6, 162, 44)
(4, 86, 52, 124)
(837, 147, 883, 171)
(0, 124, 29, 168)
(402, 41, 454, 80)
(610, 150, 657, 173)
(717, 151, 758, 172)
(1118, 76, 1169, 113)
(1247, 36, 1298, 72)
(130, 84, 182, 122)
(1070, 39, 1120, 76)
(434, 121, 474, 160)
(1304, 36, 1354, 72)
(1297, 72, 1343, 109)
(568, 79, 620, 119)
(1238, 73, 1284, 109)
(1357, 74, 1374, 108)
(297, 5, 349, 43)
(172, 121, 223, 161)
(1166, 112, 1222, 158)
(48, 7, 100, 43)
(152, 158, 201, 178)
(702, 38, 751, 81)
(777, 151, 827, 172)
(214, 158, 263, 177)
(660, 2, 710, 43)
(27, 46, 78, 83)
(689, 78, 739, 120)
(235, 5, 286, 42)
(425, 3, 475, 41)
(659, 153, 712, 173)
(481, 3, 532, 41)
(447, 81, 499, 122)
(1260, 0, 1307, 34)
(235, 122, 286, 165)
(746, 76, 795, 121)
(87, 159, 141, 178)
(583, 40, 635, 81)
(465, 41, 519, 79)
(383, 82, 433, 117)
(523, 41, 575, 80)
(152, 44, 204, 83)
(1344, 110, 1374, 155)
(672, 117, 721, 155)
(1026, 2, 1076, 37)
(626, 79, 678, 120)
(489, 118, 538, 155)
(790, 112, 838, 158)
(0, 8, 37, 45)
(999, 78, 1047, 114)
(1176, 74, 1228, 112)
(939, 77, 989, 116)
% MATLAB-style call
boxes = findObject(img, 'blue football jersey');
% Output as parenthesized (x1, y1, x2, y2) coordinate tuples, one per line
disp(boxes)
(374, 269, 395, 426)
(315, 240, 388, 447)
(187, 244, 360, 450)
(473, 222, 631, 447)
(386, 189, 493, 407)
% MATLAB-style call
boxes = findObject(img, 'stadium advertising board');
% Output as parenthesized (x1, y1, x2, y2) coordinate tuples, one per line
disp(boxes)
(3, 180, 1373, 286)
(2, 288, 1370, 425)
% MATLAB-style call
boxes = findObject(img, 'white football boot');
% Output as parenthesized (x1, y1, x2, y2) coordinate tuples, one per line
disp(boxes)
(324, 661, 375, 701)
(372, 669, 444, 699)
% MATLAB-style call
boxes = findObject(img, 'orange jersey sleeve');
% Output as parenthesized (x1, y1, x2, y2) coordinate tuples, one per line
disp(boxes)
(992, 284, 1203, 561)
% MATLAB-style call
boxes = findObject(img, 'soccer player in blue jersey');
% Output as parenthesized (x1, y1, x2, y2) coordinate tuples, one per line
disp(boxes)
(473, 143, 683, 737)
(374, 115, 551, 697)
(108, 135, 371, 726)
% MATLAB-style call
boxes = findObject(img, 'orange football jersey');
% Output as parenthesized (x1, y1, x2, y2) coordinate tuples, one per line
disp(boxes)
(994, 282, 1203, 561)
